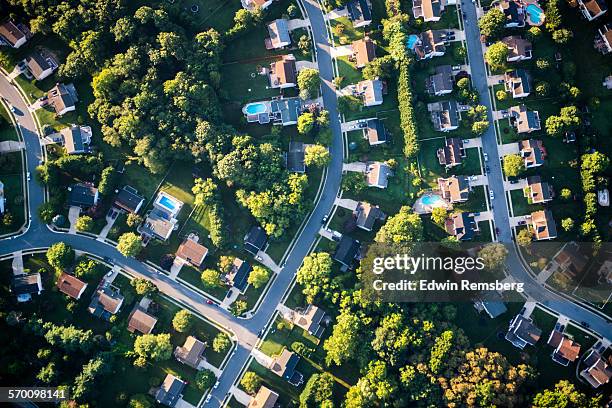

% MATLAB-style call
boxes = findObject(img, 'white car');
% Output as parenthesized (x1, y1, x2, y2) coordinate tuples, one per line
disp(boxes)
(462, 139, 470, 144)
(468, 175, 479, 181)
(214, 381, 220, 389)
(9, 105, 16, 113)
(205, 394, 212, 403)
(26, 172, 31, 181)
(483, 153, 489, 162)
(489, 190, 494, 200)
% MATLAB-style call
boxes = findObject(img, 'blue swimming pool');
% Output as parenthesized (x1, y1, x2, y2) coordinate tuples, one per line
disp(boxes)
(406, 34, 419, 50)
(159, 195, 176, 211)
(422, 194, 444, 206)
(526, 4, 544, 24)
(244, 102, 268, 115)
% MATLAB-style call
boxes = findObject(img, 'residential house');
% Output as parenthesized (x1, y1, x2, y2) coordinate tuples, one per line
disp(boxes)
(127, 306, 158, 335)
(364, 118, 389, 145)
(11, 273, 43, 302)
(547, 330, 581, 366)
(504, 69, 532, 98)
(286, 141, 306, 173)
(529, 209, 557, 240)
(155, 374, 187, 407)
(139, 192, 183, 242)
(509, 105, 540, 133)
(437, 137, 465, 168)
(333, 235, 361, 268)
(577, 0, 608, 21)
(269, 55, 297, 88)
(243, 97, 302, 126)
(270, 349, 304, 386)
(68, 183, 99, 208)
(47, 83, 78, 116)
(428, 100, 460, 132)
(413, 30, 447, 60)
(580, 349, 612, 388)
(174, 336, 206, 369)
(266, 19, 291, 49)
(519, 139, 546, 168)
(525, 176, 553, 204)
(176, 237, 208, 268)
(497, 0, 526, 27)
(553, 242, 589, 279)
(113, 186, 145, 214)
(438, 175, 470, 203)
(24, 51, 57, 81)
(445, 212, 477, 241)
(0, 180, 4, 214)
(347, 0, 373, 28)
(241, 0, 273, 11)
(412, 0, 447, 22)
(356, 79, 384, 106)
(596, 24, 612, 54)
(426, 65, 454, 96)
(291, 305, 327, 338)
(61, 125, 92, 154)
(354, 201, 386, 231)
(474, 296, 508, 318)
(244, 225, 268, 256)
(366, 161, 392, 188)
(0, 20, 27, 48)
(226, 258, 251, 293)
(502, 36, 532, 62)
(88, 283, 124, 319)
(248, 386, 279, 408)
(598, 260, 612, 283)
(352, 38, 376, 68)
(505, 314, 542, 349)
(56, 272, 87, 300)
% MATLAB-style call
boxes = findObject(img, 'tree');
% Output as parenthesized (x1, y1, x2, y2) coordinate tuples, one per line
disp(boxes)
(535, 81, 550, 97)
(297, 68, 320, 99)
(526, 26, 542, 41)
(126, 213, 143, 227)
(516, 229, 532, 247)
(324, 308, 362, 366)
(484, 42, 508, 71)
(72, 354, 113, 400)
(46, 242, 75, 272)
(98, 166, 116, 195)
(172, 310, 193, 333)
(131, 278, 157, 296)
(478, 243, 508, 269)
(496, 90, 508, 101)
(247, 266, 270, 289)
(362, 55, 395, 80)
(471, 121, 489, 135)
(546, 106, 581, 136)
(297, 112, 316, 134)
(337, 95, 362, 115)
(192, 178, 218, 206)
(545, 0, 562, 31)
(195, 369, 216, 390)
(304, 144, 331, 167)
(503, 154, 525, 177)
(133, 333, 172, 361)
(218, 256, 235, 274)
(117, 232, 142, 257)
(38, 202, 56, 223)
(561, 218, 574, 231)
(560, 188, 572, 200)
(298, 35, 311, 55)
(297, 252, 333, 303)
(2, 212, 13, 227)
(431, 207, 448, 226)
(342, 172, 367, 193)
(299, 373, 335, 408)
(457, 77, 470, 90)
(240, 371, 261, 394)
(375, 206, 423, 244)
(201, 269, 221, 288)
(230, 299, 248, 316)
(37, 362, 57, 383)
(42, 323, 93, 352)
(532, 380, 602, 407)
(552, 28, 573, 44)
(129, 394, 152, 408)
(74, 257, 99, 279)
(536, 58, 551, 70)
(75, 215, 93, 232)
(212, 333, 231, 353)
(478, 8, 505, 38)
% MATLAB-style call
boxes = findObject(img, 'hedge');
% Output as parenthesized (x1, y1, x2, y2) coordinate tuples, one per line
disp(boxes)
(397, 61, 419, 158)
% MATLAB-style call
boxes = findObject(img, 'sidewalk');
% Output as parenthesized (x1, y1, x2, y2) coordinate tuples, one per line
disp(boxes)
(12, 251, 24, 275)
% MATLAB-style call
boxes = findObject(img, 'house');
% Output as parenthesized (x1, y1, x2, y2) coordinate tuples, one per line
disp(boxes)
(519, 139, 546, 168)
(412, 0, 447, 22)
(269, 55, 296, 88)
(428, 100, 460, 132)
(505, 314, 542, 349)
(155, 374, 187, 407)
(438, 175, 470, 203)
(580, 349, 612, 388)
(547, 330, 581, 366)
(501, 36, 532, 62)
(426, 65, 454, 96)
(242, 0, 273, 11)
(474, 298, 508, 318)
(504, 69, 532, 98)
(174, 335, 206, 369)
(596, 24, 612, 54)
(244, 225, 268, 256)
(248, 386, 279, 408)
(47, 83, 78, 116)
(354, 201, 385, 231)
(176, 237, 208, 268)
(497, 0, 526, 27)
(0, 20, 27, 48)
(291, 305, 327, 338)
(529, 209, 557, 240)
(437, 137, 465, 168)
(366, 161, 392, 188)
(353, 38, 376, 68)
(598, 260, 612, 283)
(226, 258, 251, 293)
(243, 97, 302, 126)
(413, 30, 447, 60)
(333, 235, 361, 268)
(56, 272, 87, 300)
(127, 306, 158, 334)
(270, 349, 304, 386)
(525, 176, 553, 204)
(61, 125, 92, 154)
(509, 105, 540, 133)
(445, 212, 477, 241)
(286, 141, 306, 173)
(88, 283, 124, 319)
(553, 242, 589, 278)
(68, 183, 99, 208)
(24, 51, 57, 81)
(139, 192, 183, 242)
(356, 79, 384, 106)
(364, 118, 389, 145)
(0, 180, 4, 214)
(114, 186, 145, 214)
(11, 273, 43, 302)
(266, 19, 291, 49)
(577, 0, 608, 21)
(347, 0, 373, 28)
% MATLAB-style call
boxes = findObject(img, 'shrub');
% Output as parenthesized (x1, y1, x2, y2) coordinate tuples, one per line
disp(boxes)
(397, 62, 419, 157)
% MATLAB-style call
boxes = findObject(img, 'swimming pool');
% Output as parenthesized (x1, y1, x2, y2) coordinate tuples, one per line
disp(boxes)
(406, 34, 419, 50)
(244, 102, 268, 116)
(158, 195, 177, 211)
(421, 194, 444, 206)
(526, 3, 544, 25)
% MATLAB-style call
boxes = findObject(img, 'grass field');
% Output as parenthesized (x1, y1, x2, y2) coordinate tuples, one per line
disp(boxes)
(0, 153, 25, 235)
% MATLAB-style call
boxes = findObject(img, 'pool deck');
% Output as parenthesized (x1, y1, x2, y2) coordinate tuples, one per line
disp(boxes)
(413, 192, 452, 215)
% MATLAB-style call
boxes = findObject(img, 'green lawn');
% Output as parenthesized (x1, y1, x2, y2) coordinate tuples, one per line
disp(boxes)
(330, 17, 365, 46)
(0, 103, 19, 142)
(509, 189, 544, 217)
(0, 154, 25, 235)
(221, 61, 283, 105)
(337, 56, 363, 86)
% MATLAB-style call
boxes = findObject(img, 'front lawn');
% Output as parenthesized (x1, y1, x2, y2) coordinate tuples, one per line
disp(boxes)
(0, 153, 25, 235)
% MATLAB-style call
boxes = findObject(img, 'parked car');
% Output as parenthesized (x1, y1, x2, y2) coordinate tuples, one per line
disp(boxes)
(26, 172, 31, 181)
(483, 153, 489, 162)
(463, 139, 470, 144)
(322, 214, 329, 224)
(509, 179, 519, 184)
(489, 190, 494, 200)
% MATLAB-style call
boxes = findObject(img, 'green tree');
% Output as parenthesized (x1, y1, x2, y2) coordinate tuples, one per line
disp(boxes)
(478, 243, 508, 269)
(484, 42, 508, 71)
(247, 265, 270, 289)
(532, 380, 601, 407)
(560, 188, 572, 200)
(342, 172, 367, 193)
(241, 371, 261, 394)
(536, 81, 550, 97)
(195, 369, 216, 390)
(36, 362, 57, 383)
(230, 299, 248, 316)
(117, 233, 142, 257)
(192, 178, 217, 206)
(297, 112, 316, 134)
(362, 55, 395, 80)
(97, 166, 116, 195)
(431, 207, 448, 226)
(324, 308, 362, 366)
(128, 394, 152, 408)
(304, 144, 331, 167)
(526, 26, 542, 41)
(131, 278, 157, 296)
(38, 202, 56, 223)
(300, 373, 335, 407)
(552, 28, 573, 44)
(201, 269, 221, 288)
(503, 154, 525, 177)
(297, 68, 320, 99)
(296, 252, 334, 303)
(561, 218, 574, 231)
(172, 310, 193, 333)
(126, 213, 143, 227)
(375, 206, 423, 244)
(471, 120, 489, 135)
(212, 333, 231, 353)
(2, 212, 13, 227)
(516, 229, 533, 247)
(298, 35, 311, 55)
(46, 242, 75, 272)
(496, 90, 508, 101)
(133, 333, 172, 361)
(478, 8, 505, 38)
(337, 95, 362, 115)
(75, 215, 93, 232)
(74, 257, 99, 279)
(545, 106, 581, 136)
